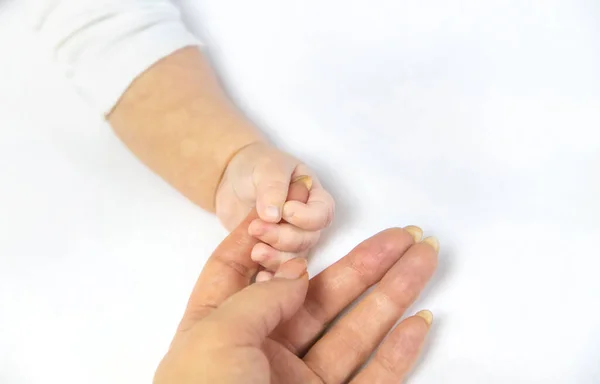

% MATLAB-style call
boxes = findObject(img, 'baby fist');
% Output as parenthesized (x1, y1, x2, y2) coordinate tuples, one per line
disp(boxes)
(215, 142, 335, 271)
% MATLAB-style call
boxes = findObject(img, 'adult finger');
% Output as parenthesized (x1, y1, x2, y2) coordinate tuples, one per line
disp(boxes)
(287, 175, 312, 203)
(302, 238, 439, 383)
(351, 311, 432, 384)
(177, 177, 310, 334)
(271, 226, 423, 354)
(177, 208, 260, 331)
(202, 258, 310, 348)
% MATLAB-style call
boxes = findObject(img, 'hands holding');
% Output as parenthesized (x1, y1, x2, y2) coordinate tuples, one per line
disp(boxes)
(216, 142, 335, 272)
(109, 47, 436, 382)
(154, 200, 438, 384)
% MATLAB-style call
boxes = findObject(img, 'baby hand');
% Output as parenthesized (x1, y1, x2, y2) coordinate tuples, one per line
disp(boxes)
(215, 142, 335, 271)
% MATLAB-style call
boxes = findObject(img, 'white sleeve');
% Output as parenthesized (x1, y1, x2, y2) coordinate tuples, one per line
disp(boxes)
(29, 0, 202, 116)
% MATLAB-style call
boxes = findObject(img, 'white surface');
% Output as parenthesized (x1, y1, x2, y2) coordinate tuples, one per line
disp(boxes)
(2, 1, 600, 383)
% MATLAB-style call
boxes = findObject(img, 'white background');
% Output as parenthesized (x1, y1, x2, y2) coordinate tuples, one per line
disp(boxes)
(2, 0, 600, 383)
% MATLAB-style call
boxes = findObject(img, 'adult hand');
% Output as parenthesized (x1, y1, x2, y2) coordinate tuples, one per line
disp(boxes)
(154, 208, 438, 383)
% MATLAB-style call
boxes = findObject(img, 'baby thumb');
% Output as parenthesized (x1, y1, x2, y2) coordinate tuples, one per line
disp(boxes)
(208, 258, 309, 347)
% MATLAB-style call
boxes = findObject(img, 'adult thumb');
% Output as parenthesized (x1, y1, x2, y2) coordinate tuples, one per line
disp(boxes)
(206, 258, 309, 347)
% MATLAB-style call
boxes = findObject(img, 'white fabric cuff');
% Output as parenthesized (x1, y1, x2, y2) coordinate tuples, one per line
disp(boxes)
(33, 1, 202, 116)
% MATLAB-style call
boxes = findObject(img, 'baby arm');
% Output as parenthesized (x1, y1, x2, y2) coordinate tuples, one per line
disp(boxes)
(32, 0, 334, 269)
(108, 46, 263, 213)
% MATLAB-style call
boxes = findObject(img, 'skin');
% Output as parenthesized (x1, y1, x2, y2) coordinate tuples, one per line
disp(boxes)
(154, 184, 439, 383)
(108, 46, 335, 271)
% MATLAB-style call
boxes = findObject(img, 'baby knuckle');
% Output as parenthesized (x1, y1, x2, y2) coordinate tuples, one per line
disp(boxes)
(321, 206, 334, 228)
(296, 232, 316, 251)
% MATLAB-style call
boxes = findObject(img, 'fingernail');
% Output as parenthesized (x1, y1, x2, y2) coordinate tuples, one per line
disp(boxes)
(416, 310, 433, 325)
(404, 225, 423, 242)
(255, 271, 273, 283)
(292, 175, 313, 191)
(422, 236, 440, 253)
(274, 258, 308, 280)
(265, 205, 281, 221)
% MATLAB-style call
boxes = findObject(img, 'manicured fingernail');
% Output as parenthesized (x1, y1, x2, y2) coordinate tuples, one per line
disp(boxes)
(255, 271, 273, 283)
(292, 175, 313, 191)
(265, 205, 281, 221)
(274, 258, 308, 280)
(422, 236, 440, 253)
(404, 226, 423, 242)
(416, 310, 433, 325)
